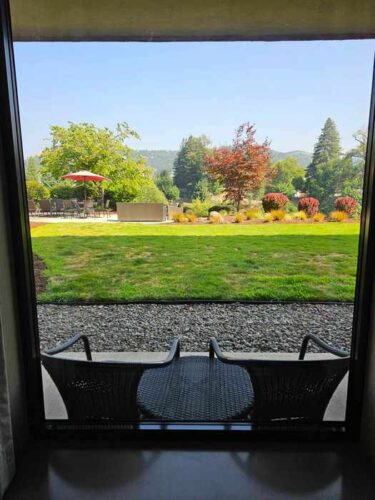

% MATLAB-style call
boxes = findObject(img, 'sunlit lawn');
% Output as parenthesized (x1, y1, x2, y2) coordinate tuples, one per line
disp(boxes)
(31, 222, 360, 303)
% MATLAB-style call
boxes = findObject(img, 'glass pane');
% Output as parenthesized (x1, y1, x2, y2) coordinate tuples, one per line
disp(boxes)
(13, 39, 375, 426)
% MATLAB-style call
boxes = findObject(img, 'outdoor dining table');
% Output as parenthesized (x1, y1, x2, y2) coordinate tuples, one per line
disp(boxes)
(137, 355, 254, 421)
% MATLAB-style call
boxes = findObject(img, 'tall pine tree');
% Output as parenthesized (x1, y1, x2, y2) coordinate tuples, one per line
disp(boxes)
(173, 135, 211, 201)
(306, 118, 341, 192)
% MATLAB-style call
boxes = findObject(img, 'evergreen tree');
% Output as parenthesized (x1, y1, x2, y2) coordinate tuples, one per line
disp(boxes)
(306, 118, 341, 192)
(156, 169, 180, 201)
(173, 135, 211, 201)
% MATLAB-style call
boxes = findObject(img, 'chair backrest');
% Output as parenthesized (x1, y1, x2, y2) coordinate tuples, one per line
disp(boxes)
(28, 200, 36, 211)
(241, 357, 349, 421)
(54, 198, 64, 211)
(84, 199, 94, 208)
(41, 354, 162, 421)
(39, 199, 51, 212)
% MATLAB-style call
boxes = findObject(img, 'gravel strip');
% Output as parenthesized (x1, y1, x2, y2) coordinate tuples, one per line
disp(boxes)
(37, 303, 353, 353)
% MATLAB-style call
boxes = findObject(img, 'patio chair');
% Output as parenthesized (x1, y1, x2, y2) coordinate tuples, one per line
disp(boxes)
(39, 199, 52, 215)
(209, 334, 349, 422)
(28, 199, 38, 215)
(53, 198, 65, 216)
(63, 199, 83, 217)
(41, 334, 180, 421)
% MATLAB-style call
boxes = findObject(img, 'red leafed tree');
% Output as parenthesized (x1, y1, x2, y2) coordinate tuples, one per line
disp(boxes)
(205, 123, 271, 211)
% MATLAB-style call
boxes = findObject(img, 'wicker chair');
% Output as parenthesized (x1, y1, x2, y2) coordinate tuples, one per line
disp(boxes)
(209, 334, 349, 422)
(42, 334, 180, 421)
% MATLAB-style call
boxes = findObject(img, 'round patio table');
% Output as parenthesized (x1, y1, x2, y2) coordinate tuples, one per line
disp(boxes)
(137, 355, 254, 421)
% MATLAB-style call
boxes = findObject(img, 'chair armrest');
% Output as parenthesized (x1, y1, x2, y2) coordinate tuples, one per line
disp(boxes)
(209, 337, 228, 361)
(164, 338, 180, 363)
(45, 334, 92, 360)
(299, 333, 349, 360)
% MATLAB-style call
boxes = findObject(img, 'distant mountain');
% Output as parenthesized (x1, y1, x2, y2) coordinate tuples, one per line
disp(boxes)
(136, 149, 312, 172)
(136, 150, 178, 172)
(270, 150, 312, 167)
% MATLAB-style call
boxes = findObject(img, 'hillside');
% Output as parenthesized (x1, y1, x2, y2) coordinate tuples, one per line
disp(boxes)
(136, 149, 312, 172)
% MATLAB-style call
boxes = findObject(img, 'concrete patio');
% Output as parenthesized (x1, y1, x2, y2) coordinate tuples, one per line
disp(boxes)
(42, 351, 348, 421)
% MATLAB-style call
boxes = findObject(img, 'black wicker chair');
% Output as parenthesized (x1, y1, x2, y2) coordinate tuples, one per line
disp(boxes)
(209, 334, 349, 422)
(42, 334, 180, 421)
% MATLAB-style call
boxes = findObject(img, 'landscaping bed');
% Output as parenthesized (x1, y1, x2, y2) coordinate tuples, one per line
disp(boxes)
(37, 302, 353, 353)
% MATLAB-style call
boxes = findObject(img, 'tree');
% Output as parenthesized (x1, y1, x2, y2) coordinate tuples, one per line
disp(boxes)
(306, 118, 341, 192)
(307, 156, 363, 213)
(40, 122, 165, 203)
(25, 156, 40, 182)
(265, 156, 305, 198)
(346, 127, 367, 160)
(206, 123, 271, 211)
(173, 135, 211, 201)
(26, 180, 49, 202)
(156, 169, 180, 201)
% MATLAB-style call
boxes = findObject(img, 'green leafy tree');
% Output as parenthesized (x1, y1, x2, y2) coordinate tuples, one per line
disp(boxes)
(26, 180, 49, 202)
(40, 122, 164, 203)
(308, 156, 363, 213)
(173, 135, 211, 200)
(346, 127, 367, 160)
(25, 156, 40, 182)
(306, 118, 341, 192)
(156, 169, 180, 201)
(266, 157, 305, 198)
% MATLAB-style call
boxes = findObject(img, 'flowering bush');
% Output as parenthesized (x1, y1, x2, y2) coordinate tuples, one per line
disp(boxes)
(298, 197, 319, 217)
(330, 210, 347, 222)
(246, 208, 262, 220)
(263, 212, 274, 223)
(262, 192, 289, 212)
(172, 212, 188, 223)
(186, 212, 197, 223)
(234, 212, 245, 223)
(313, 212, 325, 222)
(294, 210, 307, 220)
(270, 209, 286, 221)
(335, 197, 357, 216)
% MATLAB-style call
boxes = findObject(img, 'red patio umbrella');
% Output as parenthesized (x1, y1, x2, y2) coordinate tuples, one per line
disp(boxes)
(61, 170, 110, 203)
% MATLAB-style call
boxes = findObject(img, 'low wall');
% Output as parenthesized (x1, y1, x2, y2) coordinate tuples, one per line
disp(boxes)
(117, 203, 165, 222)
(117, 203, 183, 222)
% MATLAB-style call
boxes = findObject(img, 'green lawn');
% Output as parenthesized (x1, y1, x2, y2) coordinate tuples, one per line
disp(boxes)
(31, 222, 360, 303)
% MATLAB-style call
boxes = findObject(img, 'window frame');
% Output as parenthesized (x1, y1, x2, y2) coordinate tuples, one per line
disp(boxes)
(1, 0, 374, 441)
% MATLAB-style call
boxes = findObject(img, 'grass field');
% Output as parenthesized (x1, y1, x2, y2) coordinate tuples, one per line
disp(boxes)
(31, 222, 360, 303)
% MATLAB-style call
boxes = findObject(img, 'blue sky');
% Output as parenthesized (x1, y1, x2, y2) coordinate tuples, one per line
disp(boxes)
(14, 41, 375, 158)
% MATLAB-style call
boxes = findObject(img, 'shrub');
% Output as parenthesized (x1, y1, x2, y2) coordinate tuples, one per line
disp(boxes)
(263, 212, 274, 223)
(298, 197, 319, 217)
(284, 214, 292, 221)
(209, 211, 224, 224)
(172, 212, 188, 223)
(335, 197, 357, 216)
(313, 212, 325, 222)
(330, 210, 347, 222)
(234, 212, 245, 223)
(185, 212, 197, 223)
(262, 192, 289, 212)
(26, 180, 50, 202)
(208, 204, 234, 215)
(49, 181, 76, 200)
(189, 199, 212, 217)
(294, 210, 307, 220)
(246, 208, 262, 220)
(270, 209, 286, 221)
(285, 202, 297, 214)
